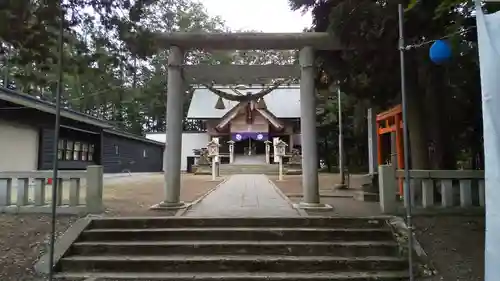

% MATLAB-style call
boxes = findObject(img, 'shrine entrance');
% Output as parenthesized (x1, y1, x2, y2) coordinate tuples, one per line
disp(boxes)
(157, 32, 341, 210)
(232, 133, 267, 156)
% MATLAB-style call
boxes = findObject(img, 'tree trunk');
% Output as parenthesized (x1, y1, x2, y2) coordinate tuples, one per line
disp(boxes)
(323, 138, 332, 172)
(405, 56, 430, 169)
(424, 64, 456, 169)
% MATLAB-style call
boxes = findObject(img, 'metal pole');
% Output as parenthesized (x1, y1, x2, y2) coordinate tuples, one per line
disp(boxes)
(338, 87, 345, 185)
(48, 2, 64, 280)
(398, 4, 414, 280)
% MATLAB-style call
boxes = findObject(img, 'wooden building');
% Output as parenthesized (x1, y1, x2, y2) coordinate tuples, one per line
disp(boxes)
(187, 84, 302, 157)
(148, 84, 303, 170)
(0, 88, 164, 173)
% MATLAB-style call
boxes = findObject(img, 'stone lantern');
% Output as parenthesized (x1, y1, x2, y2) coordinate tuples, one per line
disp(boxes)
(207, 140, 220, 180)
(275, 140, 288, 180)
(275, 140, 287, 157)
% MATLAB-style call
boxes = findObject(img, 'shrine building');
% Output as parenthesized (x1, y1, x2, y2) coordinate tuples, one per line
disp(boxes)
(147, 84, 302, 171)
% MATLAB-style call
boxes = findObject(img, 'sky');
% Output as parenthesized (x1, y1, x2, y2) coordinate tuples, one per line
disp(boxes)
(199, 0, 312, 32)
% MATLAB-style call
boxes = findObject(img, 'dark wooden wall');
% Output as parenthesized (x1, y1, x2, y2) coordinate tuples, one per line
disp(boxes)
(102, 132, 163, 173)
(38, 128, 101, 170)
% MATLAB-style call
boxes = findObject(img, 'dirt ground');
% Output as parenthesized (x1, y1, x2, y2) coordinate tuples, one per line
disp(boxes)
(269, 173, 367, 196)
(271, 173, 485, 281)
(0, 173, 223, 281)
(0, 214, 76, 281)
(270, 173, 381, 216)
(414, 215, 484, 281)
(101, 173, 223, 216)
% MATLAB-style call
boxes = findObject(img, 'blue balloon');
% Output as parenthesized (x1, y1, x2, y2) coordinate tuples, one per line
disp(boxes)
(429, 40, 452, 64)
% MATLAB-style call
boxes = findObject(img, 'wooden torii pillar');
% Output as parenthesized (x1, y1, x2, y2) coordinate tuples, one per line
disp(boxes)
(376, 105, 404, 195)
(152, 32, 342, 210)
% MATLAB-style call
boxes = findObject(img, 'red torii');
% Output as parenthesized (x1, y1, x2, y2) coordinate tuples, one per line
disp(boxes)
(376, 104, 404, 196)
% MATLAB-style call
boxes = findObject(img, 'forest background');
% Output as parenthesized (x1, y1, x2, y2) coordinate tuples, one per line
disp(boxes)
(1, 0, 496, 172)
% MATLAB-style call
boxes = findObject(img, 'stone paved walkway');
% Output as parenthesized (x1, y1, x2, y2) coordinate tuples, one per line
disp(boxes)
(184, 174, 301, 217)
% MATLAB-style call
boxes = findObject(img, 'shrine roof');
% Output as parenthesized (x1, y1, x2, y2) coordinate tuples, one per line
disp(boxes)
(187, 84, 301, 119)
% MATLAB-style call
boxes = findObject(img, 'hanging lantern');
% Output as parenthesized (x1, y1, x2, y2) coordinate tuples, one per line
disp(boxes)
(214, 96, 225, 109)
(429, 40, 452, 64)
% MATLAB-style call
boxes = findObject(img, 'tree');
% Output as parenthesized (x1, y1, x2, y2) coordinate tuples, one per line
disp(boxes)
(289, 0, 485, 170)
(0, 0, 300, 138)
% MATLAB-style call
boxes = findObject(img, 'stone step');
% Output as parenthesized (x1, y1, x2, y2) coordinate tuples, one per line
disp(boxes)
(220, 168, 278, 171)
(219, 168, 278, 170)
(220, 167, 277, 170)
(80, 227, 394, 242)
(220, 171, 280, 175)
(219, 171, 280, 175)
(54, 271, 409, 280)
(50, 217, 406, 279)
(59, 255, 407, 273)
(88, 217, 388, 229)
(69, 240, 399, 257)
(219, 165, 279, 173)
(217, 164, 299, 175)
(221, 164, 276, 167)
(221, 165, 277, 168)
(353, 191, 380, 202)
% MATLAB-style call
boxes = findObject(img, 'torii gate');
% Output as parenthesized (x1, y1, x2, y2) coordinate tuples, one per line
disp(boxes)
(154, 32, 342, 211)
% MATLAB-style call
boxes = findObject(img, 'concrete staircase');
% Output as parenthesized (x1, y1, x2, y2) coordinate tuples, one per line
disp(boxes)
(219, 164, 279, 175)
(53, 217, 409, 280)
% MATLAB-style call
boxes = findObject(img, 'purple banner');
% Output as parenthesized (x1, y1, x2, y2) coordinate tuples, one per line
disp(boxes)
(232, 132, 269, 141)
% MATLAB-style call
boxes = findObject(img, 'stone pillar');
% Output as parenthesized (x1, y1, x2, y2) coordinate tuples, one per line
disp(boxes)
(158, 46, 185, 209)
(264, 140, 271, 164)
(228, 140, 235, 164)
(297, 46, 325, 209)
(278, 156, 284, 181)
(211, 156, 217, 181)
(367, 108, 378, 174)
(86, 165, 104, 213)
(378, 165, 397, 213)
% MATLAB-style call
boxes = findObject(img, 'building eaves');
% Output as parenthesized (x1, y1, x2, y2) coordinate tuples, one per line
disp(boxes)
(0, 87, 113, 129)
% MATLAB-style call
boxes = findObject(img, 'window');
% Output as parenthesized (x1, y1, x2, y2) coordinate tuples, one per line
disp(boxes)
(73, 142, 81, 161)
(65, 140, 73, 160)
(81, 143, 88, 161)
(57, 140, 65, 160)
(143, 149, 148, 158)
(88, 144, 94, 161)
(56, 138, 95, 162)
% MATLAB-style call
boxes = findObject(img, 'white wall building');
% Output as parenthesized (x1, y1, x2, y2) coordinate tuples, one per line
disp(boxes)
(147, 84, 304, 171)
(146, 132, 209, 172)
